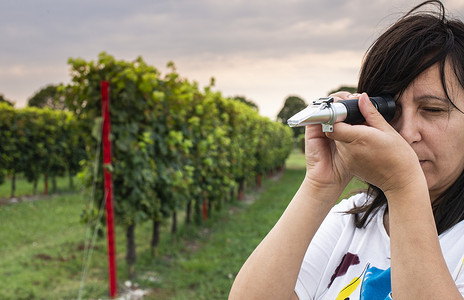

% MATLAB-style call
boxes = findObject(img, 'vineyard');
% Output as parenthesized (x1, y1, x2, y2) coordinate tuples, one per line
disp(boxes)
(0, 104, 84, 197)
(0, 52, 294, 295)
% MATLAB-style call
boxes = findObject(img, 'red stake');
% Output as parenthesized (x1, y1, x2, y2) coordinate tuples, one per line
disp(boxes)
(102, 81, 117, 298)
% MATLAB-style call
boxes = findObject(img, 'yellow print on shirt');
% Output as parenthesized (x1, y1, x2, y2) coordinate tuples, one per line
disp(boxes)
(335, 263, 369, 300)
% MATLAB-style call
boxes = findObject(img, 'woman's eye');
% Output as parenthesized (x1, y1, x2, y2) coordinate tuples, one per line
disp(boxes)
(422, 107, 446, 113)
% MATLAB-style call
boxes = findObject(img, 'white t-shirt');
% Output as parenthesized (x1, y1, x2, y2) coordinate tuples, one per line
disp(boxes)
(294, 193, 464, 299)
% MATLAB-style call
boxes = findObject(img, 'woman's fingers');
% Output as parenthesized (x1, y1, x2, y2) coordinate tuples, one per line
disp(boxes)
(357, 93, 392, 131)
(329, 91, 359, 100)
(326, 93, 393, 143)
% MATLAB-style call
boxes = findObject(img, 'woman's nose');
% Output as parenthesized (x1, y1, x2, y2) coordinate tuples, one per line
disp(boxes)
(393, 111, 422, 145)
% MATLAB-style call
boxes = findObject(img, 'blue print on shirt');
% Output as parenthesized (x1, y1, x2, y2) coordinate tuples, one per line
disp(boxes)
(360, 266, 391, 300)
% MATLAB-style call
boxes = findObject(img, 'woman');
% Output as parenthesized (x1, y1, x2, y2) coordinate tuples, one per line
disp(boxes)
(229, 1, 464, 299)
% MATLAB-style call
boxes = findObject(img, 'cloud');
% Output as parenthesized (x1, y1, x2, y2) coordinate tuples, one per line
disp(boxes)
(171, 49, 364, 118)
(0, 0, 463, 117)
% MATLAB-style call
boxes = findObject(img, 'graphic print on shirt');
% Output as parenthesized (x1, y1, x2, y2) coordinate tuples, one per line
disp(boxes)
(359, 266, 391, 300)
(334, 263, 369, 300)
(329, 252, 360, 288)
(331, 252, 392, 300)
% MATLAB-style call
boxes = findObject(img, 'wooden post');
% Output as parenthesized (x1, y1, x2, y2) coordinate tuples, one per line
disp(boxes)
(202, 198, 208, 221)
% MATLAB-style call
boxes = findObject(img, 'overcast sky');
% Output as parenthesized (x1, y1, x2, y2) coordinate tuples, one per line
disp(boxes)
(1, 0, 463, 119)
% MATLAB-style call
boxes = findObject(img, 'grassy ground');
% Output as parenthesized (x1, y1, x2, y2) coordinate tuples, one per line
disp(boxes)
(0, 150, 366, 299)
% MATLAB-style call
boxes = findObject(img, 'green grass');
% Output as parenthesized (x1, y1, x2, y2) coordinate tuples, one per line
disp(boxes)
(0, 150, 367, 299)
(0, 194, 94, 299)
(144, 167, 307, 299)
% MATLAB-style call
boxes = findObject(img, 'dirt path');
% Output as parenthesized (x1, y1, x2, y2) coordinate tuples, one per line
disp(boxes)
(0, 193, 63, 206)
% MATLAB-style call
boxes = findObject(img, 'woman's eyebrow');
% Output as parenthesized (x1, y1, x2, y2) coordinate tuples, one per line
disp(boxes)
(415, 94, 449, 103)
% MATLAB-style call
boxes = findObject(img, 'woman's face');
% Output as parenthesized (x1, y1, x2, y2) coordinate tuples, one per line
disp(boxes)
(391, 63, 464, 202)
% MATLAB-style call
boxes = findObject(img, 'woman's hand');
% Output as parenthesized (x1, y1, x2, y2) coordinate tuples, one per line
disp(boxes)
(325, 93, 424, 194)
(303, 91, 355, 194)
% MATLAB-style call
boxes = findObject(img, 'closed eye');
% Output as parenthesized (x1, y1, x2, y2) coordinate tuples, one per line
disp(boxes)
(422, 107, 446, 112)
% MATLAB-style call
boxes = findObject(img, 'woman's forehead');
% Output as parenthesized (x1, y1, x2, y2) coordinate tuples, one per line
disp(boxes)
(410, 62, 464, 99)
(410, 65, 445, 94)
(443, 61, 464, 100)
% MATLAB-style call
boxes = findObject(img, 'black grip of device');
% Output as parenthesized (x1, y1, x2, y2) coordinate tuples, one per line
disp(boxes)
(340, 95, 396, 124)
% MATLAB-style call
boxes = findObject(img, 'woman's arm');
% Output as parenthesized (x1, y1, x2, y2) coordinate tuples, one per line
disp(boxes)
(386, 181, 463, 299)
(228, 178, 344, 299)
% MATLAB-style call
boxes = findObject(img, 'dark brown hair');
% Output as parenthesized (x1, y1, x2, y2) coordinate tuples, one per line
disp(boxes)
(351, 0, 464, 234)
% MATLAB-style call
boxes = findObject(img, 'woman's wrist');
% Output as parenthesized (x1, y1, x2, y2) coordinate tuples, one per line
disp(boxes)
(383, 168, 429, 207)
(300, 175, 348, 206)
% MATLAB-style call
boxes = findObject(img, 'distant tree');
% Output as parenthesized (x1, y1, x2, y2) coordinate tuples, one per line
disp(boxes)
(0, 94, 14, 106)
(277, 95, 307, 137)
(328, 85, 358, 95)
(28, 84, 67, 110)
(231, 96, 259, 111)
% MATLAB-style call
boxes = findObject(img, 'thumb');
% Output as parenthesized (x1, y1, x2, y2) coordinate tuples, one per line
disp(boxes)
(358, 93, 390, 130)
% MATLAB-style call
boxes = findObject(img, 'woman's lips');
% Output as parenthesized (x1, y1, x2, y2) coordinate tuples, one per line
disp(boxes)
(419, 160, 427, 166)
